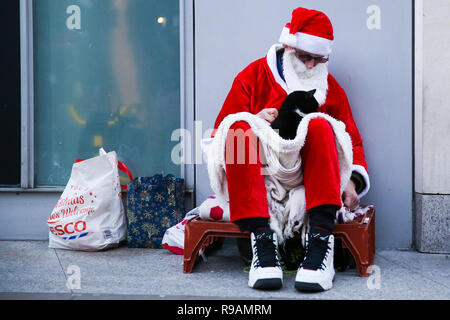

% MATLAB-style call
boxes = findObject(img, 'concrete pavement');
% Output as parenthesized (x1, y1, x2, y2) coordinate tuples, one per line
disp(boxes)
(1, 239, 449, 300)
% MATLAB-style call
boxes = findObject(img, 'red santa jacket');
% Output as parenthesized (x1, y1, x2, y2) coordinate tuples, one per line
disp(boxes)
(212, 45, 370, 197)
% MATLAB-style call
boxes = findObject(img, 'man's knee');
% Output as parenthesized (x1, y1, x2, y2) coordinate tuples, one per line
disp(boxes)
(225, 121, 259, 165)
(230, 120, 252, 131)
(227, 121, 258, 145)
(307, 118, 333, 136)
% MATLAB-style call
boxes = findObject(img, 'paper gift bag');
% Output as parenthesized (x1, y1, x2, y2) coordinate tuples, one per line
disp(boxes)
(126, 174, 185, 248)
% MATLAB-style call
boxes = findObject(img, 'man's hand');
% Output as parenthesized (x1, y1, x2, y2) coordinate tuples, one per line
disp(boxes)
(342, 180, 360, 211)
(257, 108, 278, 124)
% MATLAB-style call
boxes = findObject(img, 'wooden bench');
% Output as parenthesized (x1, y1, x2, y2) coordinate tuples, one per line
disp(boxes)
(183, 207, 375, 276)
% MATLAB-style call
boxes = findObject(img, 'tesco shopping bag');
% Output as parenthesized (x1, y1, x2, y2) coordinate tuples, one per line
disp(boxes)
(47, 148, 133, 251)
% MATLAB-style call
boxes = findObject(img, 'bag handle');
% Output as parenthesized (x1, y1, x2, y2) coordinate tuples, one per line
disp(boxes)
(117, 161, 133, 190)
(75, 158, 133, 191)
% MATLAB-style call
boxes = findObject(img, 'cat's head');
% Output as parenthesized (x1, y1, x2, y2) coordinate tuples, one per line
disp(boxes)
(305, 89, 316, 99)
(283, 89, 318, 111)
(301, 89, 319, 112)
(290, 89, 316, 100)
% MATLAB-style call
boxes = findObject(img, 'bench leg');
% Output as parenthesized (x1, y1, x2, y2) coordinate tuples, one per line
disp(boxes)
(336, 235, 373, 277)
(183, 229, 207, 273)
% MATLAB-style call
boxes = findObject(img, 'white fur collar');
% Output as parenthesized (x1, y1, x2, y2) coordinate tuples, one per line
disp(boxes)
(282, 48, 329, 106)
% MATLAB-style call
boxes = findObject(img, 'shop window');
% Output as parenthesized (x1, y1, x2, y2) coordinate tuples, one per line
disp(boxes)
(33, 0, 180, 186)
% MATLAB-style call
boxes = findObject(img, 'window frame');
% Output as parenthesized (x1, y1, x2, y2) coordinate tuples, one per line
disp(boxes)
(1, 0, 193, 194)
(20, 0, 35, 190)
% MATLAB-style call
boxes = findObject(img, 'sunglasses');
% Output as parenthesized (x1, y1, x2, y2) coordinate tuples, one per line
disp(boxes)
(294, 52, 329, 65)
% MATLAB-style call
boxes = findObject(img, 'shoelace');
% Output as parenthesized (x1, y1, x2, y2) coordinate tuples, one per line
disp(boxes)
(253, 233, 280, 268)
(301, 233, 331, 271)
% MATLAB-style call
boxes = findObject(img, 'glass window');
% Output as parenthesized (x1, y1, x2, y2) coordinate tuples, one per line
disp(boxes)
(33, 0, 180, 187)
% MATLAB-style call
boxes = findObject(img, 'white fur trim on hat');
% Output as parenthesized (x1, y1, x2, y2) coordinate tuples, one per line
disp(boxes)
(279, 27, 333, 56)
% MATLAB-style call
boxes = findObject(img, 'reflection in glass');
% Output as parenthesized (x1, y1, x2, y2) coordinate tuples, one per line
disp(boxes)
(34, 0, 180, 186)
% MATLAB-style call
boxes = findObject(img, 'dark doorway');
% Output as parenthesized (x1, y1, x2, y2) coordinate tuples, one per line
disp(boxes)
(0, 0, 21, 186)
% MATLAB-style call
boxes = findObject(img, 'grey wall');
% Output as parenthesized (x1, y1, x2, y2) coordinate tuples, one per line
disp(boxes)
(0, 193, 60, 240)
(194, 0, 413, 249)
(414, 0, 450, 253)
(418, 0, 450, 193)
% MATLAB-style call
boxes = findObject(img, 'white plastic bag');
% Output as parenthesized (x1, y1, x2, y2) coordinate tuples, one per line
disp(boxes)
(47, 148, 129, 251)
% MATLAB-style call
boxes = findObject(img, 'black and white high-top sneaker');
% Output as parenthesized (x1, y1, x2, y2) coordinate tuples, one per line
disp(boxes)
(295, 232, 335, 292)
(248, 229, 283, 290)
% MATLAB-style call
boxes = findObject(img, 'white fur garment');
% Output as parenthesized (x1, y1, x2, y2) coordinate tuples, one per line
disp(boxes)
(201, 112, 353, 244)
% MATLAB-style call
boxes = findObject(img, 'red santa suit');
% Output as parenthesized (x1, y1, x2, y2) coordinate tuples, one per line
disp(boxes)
(211, 44, 370, 223)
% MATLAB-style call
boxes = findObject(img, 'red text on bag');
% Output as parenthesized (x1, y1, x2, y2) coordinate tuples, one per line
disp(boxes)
(49, 220, 87, 236)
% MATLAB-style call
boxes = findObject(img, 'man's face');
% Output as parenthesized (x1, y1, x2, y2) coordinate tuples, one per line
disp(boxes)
(292, 49, 329, 70)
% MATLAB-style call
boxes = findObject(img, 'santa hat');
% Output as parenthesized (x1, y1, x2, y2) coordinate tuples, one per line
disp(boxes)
(279, 7, 334, 56)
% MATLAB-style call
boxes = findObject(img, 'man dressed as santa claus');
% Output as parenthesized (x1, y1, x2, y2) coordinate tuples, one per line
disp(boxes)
(210, 7, 370, 292)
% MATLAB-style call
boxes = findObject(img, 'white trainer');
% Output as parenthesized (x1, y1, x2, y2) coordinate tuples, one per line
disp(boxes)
(295, 233, 335, 292)
(248, 229, 283, 290)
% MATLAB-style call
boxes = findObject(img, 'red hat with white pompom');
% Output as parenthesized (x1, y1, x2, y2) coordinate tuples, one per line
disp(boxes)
(279, 7, 334, 56)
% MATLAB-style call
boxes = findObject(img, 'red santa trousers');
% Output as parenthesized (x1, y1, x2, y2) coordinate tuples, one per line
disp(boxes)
(225, 118, 341, 222)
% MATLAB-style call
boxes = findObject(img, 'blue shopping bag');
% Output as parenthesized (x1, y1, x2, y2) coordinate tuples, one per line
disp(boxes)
(126, 174, 185, 248)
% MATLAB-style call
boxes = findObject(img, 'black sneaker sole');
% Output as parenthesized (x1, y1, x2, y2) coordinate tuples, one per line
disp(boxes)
(253, 278, 283, 290)
(295, 281, 325, 292)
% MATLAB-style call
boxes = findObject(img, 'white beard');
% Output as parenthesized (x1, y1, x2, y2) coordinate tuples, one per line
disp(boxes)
(282, 48, 329, 106)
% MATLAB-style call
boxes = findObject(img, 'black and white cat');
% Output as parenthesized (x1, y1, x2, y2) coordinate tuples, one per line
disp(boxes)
(271, 89, 318, 140)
